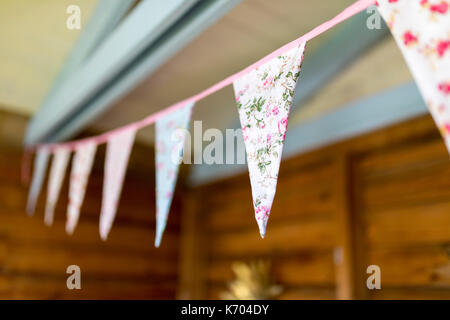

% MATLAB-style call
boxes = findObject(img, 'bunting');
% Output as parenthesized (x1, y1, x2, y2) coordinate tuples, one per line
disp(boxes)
(99, 128, 136, 240)
(377, 0, 450, 150)
(66, 142, 96, 234)
(25, 0, 450, 244)
(44, 147, 70, 226)
(26, 148, 50, 216)
(233, 42, 306, 238)
(154, 102, 194, 247)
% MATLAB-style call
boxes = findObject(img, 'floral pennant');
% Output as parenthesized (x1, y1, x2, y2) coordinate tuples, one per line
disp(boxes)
(377, 0, 450, 150)
(155, 103, 194, 247)
(26, 148, 50, 215)
(233, 42, 306, 238)
(66, 142, 97, 234)
(99, 128, 136, 240)
(44, 147, 70, 226)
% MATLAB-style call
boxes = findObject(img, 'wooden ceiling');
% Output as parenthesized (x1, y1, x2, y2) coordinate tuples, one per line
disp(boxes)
(90, 0, 412, 144)
(0, 0, 413, 146)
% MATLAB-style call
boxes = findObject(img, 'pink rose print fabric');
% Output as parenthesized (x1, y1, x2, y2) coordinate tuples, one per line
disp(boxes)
(99, 128, 136, 240)
(155, 103, 194, 247)
(26, 148, 50, 216)
(377, 0, 450, 150)
(66, 142, 96, 235)
(233, 42, 306, 238)
(44, 147, 70, 226)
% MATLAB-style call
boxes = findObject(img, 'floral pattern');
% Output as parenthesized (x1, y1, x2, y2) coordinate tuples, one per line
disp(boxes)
(155, 103, 194, 247)
(100, 128, 136, 240)
(66, 142, 96, 235)
(45, 147, 70, 226)
(233, 42, 306, 238)
(377, 0, 450, 150)
(26, 148, 50, 216)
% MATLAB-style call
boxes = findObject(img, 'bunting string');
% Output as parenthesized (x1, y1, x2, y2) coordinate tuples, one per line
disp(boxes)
(22, 0, 450, 244)
(27, 0, 376, 153)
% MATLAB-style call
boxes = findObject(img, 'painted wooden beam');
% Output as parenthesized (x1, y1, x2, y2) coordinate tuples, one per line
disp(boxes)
(292, 10, 389, 109)
(25, 0, 201, 145)
(42, 0, 243, 144)
(31, 0, 136, 134)
(189, 82, 428, 186)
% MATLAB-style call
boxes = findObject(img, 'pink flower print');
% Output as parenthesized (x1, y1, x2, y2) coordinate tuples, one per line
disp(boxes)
(272, 106, 279, 116)
(166, 191, 173, 199)
(156, 162, 164, 170)
(266, 134, 272, 144)
(403, 31, 418, 46)
(166, 120, 175, 129)
(236, 90, 244, 102)
(278, 117, 288, 140)
(262, 76, 274, 89)
(258, 121, 265, 129)
(156, 141, 166, 154)
(167, 169, 175, 179)
(438, 82, 450, 94)
(436, 40, 450, 57)
(242, 126, 249, 141)
(430, 2, 448, 14)
(265, 104, 271, 117)
(255, 205, 270, 221)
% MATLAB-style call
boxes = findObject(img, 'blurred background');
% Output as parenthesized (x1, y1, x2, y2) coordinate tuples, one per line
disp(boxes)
(0, 0, 450, 299)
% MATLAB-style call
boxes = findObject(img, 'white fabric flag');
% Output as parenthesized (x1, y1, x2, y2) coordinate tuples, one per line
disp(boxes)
(66, 142, 97, 234)
(155, 103, 194, 247)
(233, 42, 306, 238)
(26, 148, 50, 215)
(99, 128, 136, 240)
(44, 147, 70, 226)
(377, 0, 450, 150)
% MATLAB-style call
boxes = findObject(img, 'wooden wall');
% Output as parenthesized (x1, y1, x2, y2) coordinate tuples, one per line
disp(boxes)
(2, 111, 450, 299)
(183, 115, 450, 300)
(0, 112, 182, 299)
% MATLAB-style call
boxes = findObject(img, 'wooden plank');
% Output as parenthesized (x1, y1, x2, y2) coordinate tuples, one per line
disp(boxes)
(0, 214, 179, 256)
(0, 274, 176, 300)
(365, 202, 450, 247)
(207, 251, 335, 286)
(0, 241, 178, 278)
(333, 156, 358, 299)
(360, 161, 450, 213)
(205, 183, 333, 232)
(208, 219, 336, 258)
(177, 189, 206, 299)
(370, 287, 450, 300)
(356, 139, 449, 179)
(367, 247, 450, 287)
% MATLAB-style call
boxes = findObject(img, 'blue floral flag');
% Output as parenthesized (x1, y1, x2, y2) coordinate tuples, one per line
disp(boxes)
(27, 148, 50, 216)
(233, 42, 306, 238)
(155, 103, 194, 247)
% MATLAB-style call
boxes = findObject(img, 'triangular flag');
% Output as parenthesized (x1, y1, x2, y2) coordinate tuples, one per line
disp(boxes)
(66, 142, 97, 234)
(155, 103, 194, 247)
(233, 42, 306, 238)
(44, 147, 70, 226)
(377, 0, 450, 150)
(99, 128, 136, 240)
(26, 148, 50, 215)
